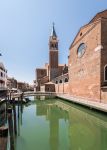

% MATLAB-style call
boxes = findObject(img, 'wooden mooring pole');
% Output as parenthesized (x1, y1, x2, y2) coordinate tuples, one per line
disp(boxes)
(17, 97, 20, 136)
(13, 99, 17, 136)
(7, 108, 15, 150)
(0, 126, 8, 150)
(9, 92, 11, 101)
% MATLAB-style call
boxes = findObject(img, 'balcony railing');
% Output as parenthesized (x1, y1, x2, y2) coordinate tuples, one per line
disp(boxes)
(0, 87, 7, 91)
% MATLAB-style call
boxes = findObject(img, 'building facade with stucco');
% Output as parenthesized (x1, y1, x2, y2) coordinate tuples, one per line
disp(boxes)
(0, 63, 7, 89)
(0, 62, 7, 96)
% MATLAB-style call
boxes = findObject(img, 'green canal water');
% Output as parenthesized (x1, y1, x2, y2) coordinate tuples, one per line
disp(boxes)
(15, 96, 107, 150)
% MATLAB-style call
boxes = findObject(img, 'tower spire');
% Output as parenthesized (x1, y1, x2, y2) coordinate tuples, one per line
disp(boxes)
(51, 22, 57, 37)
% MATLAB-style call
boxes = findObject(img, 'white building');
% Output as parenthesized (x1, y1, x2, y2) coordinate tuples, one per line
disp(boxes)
(0, 62, 7, 90)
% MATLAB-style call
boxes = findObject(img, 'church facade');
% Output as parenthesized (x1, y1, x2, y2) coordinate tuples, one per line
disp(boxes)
(68, 10, 107, 103)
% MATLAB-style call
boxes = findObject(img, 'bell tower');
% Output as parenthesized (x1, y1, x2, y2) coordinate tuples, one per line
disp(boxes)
(49, 23, 59, 81)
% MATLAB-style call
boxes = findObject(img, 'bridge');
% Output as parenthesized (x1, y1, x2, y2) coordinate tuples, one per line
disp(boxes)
(11, 91, 57, 98)
(24, 91, 56, 97)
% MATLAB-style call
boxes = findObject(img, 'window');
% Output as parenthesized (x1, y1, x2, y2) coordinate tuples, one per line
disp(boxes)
(1, 72, 3, 77)
(65, 78, 68, 82)
(77, 43, 86, 57)
(47, 88, 50, 91)
(104, 65, 107, 81)
(59, 80, 62, 83)
(56, 81, 58, 84)
(80, 32, 82, 36)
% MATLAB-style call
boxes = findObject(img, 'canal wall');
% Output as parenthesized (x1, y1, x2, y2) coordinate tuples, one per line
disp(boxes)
(57, 94, 107, 113)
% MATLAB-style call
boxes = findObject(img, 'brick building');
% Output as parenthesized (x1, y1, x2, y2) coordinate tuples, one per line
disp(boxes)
(35, 24, 68, 92)
(68, 10, 107, 103)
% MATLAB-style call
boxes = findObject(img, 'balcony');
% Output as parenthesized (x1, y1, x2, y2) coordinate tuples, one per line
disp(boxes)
(0, 87, 7, 91)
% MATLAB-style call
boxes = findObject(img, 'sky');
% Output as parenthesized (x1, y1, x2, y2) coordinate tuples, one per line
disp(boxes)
(0, 0, 107, 84)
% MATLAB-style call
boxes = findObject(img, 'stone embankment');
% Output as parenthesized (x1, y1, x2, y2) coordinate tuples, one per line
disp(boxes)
(57, 94, 107, 113)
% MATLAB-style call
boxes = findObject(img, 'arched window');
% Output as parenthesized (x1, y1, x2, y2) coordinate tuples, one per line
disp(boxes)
(104, 65, 107, 81)
(56, 81, 58, 84)
(65, 78, 68, 82)
(51, 44, 54, 49)
(59, 80, 62, 83)
(54, 43, 58, 49)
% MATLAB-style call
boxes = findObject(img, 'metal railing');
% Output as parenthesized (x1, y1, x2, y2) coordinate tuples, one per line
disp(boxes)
(10, 91, 57, 98)
(0, 87, 7, 91)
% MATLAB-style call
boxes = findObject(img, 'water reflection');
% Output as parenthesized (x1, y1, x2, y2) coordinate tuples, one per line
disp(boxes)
(35, 99, 68, 150)
(34, 97, 107, 150)
(0, 103, 6, 127)
(1, 96, 107, 150)
(55, 100, 107, 150)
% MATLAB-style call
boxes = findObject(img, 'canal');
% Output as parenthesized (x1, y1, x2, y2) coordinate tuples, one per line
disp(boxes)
(1, 96, 107, 150)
